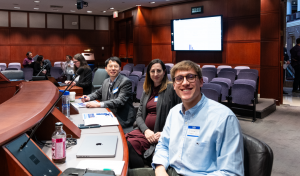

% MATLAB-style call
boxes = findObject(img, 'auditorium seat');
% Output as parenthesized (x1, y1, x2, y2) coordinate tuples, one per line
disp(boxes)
(218, 71, 236, 85)
(21, 67, 34, 81)
(1, 70, 24, 80)
(92, 68, 109, 90)
(125, 63, 134, 67)
(229, 79, 256, 122)
(238, 72, 258, 83)
(202, 65, 215, 68)
(136, 80, 145, 101)
(136, 64, 145, 68)
(239, 69, 258, 76)
(202, 67, 217, 82)
(165, 63, 174, 68)
(123, 65, 133, 72)
(130, 71, 142, 79)
(120, 70, 130, 77)
(203, 76, 208, 83)
(165, 65, 171, 74)
(167, 74, 172, 81)
(235, 66, 250, 75)
(219, 68, 237, 76)
(143, 66, 147, 75)
(50, 67, 63, 79)
(128, 75, 139, 92)
(133, 66, 144, 74)
(201, 83, 222, 102)
(54, 62, 63, 67)
(243, 133, 273, 176)
(217, 65, 232, 74)
(0, 63, 7, 71)
(211, 77, 231, 101)
(8, 63, 21, 70)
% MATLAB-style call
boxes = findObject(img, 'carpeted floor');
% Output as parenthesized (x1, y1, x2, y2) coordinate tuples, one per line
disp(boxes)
(238, 104, 300, 176)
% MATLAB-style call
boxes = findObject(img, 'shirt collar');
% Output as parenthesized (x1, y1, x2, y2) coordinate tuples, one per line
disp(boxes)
(180, 93, 207, 116)
(109, 73, 120, 85)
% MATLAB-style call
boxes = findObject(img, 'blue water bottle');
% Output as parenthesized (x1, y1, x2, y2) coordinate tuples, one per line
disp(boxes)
(61, 91, 70, 118)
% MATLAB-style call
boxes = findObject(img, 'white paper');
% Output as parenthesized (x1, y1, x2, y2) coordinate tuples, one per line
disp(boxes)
(72, 100, 98, 108)
(76, 160, 125, 176)
(82, 112, 119, 126)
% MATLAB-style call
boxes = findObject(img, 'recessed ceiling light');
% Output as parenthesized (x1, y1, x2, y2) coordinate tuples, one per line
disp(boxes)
(110, 7, 114, 9)
(87, 11, 92, 13)
(150, 2, 155, 4)
(75, 4, 77, 5)
(136, 5, 141, 6)
(166, 0, 170, 1)
(14, 7, 20, 9)
(34, 8, 39, 10)
(103, 11, 106, 13)
(53, 9, 58, 11)
(70, 10, 75, 12)
(34, 1, 40, 3)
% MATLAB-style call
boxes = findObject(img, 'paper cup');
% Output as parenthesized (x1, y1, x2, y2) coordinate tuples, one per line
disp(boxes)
(70, 92, 76, 102)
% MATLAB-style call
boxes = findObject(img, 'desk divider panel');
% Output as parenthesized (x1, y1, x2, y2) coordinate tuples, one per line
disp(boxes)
(35, 108, 81, 141)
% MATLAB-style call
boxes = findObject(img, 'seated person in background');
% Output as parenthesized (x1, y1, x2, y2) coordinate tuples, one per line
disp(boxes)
(23, 51, 34, 68)
(128, 60, 244, 176)
(80, 56, 135, 128)
(65, 54, 93, 95)
(126, 59, 181, 169)
(61, 55, 74, 80)
(33, 55, 47, 76)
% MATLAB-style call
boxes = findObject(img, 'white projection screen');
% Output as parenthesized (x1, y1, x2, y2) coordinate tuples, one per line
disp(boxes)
(171, 15, 223, 51)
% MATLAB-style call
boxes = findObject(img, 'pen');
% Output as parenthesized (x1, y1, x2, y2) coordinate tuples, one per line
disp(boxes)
(78, 125, 101, 129)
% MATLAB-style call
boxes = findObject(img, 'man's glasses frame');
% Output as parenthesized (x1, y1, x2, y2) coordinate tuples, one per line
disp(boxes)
(173, 74, 198, 84)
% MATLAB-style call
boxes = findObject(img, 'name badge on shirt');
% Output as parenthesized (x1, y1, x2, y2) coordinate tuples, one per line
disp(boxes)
(187, 126, 200, 137)
(154, 96, 158, 102)
(113, 87, 119, 94)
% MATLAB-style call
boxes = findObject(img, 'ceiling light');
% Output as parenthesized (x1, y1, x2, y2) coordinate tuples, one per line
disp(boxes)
(136, 5, 141, 6)
(14, 7, 20, 9)
(87, 11, 92, 13)
(150, 2, 155, 4)
(53, 9, 58, 11)
(110, 7, 114, 9)
(70, 10, 75, 12)
(103, 11, 106, 13)
(75, 4, 77, 5)
(34, 1, 40, 3)
(34, 8, 39, 10)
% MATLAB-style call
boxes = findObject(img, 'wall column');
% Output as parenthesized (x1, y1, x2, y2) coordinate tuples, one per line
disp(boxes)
(287, 0, 292, 15)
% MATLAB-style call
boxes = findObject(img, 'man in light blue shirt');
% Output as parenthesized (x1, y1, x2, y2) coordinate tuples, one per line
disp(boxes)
(128, 60, 244, 176)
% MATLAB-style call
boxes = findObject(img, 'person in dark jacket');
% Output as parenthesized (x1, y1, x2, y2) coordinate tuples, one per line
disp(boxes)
(125, 59, 181, 168)
(33, 55, 47, 76)
(65, 53, 93, 95)
(80, 57, 135, 128)
(290, 38, 300, 93)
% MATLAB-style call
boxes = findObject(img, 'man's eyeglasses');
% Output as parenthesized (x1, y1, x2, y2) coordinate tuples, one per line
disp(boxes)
(173, 74, 198, 84)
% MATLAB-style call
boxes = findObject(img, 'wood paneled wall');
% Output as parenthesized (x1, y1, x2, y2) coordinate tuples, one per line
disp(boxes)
(0, 12, 111, 67)
(112, 0, 283, 103)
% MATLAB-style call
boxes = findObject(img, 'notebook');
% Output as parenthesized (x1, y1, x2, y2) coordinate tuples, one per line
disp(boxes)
(76, 135, 118, 158)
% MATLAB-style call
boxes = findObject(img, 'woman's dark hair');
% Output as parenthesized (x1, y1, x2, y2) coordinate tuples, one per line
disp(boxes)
(36, 55, 43, 63)
(66, 55, 72, 60)
(144, 59, 169, 94)
(73, 53, 90, 73)
(26, 51, 32, 56)
(105, 56, 121, 67)
(297, 38, 300, 45)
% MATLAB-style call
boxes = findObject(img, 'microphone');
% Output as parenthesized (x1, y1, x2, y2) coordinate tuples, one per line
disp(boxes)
(19, 68, 83, 150)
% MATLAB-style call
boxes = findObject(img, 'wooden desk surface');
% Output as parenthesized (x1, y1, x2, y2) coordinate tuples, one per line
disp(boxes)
(0, 81, 58, 146)
(42, 99, 128, 176)
(58, 86, 83, 96)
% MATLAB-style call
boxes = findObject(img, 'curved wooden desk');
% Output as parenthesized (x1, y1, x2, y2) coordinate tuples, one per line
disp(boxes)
(0, 81, 128, 176)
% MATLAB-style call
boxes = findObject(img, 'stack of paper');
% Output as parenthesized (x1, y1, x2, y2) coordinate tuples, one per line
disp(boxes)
(76, 160, 125, 176)
(82, 112, 119, 126)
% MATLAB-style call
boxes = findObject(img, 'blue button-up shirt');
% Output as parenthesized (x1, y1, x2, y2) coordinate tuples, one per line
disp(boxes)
(152, 94, 244, 176)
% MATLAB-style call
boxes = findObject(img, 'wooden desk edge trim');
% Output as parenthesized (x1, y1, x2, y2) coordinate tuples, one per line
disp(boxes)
(106, 108, 128, 176)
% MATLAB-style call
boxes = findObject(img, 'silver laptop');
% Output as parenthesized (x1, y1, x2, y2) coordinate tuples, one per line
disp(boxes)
(76, 135, 118, 158)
